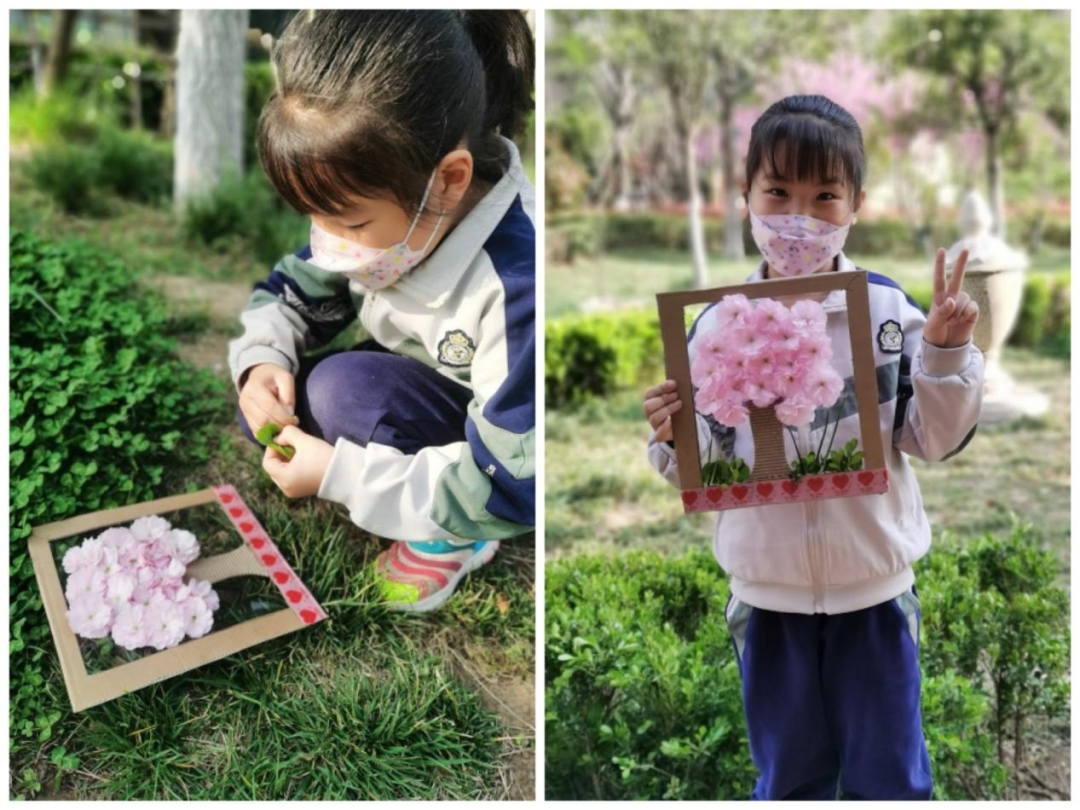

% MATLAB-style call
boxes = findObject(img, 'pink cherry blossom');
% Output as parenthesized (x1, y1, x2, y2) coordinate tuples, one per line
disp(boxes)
(166, 529, 200, 565)
(776, 393, 817, 427)
(130, 515, 172, 543)
(179, 597, 214, 639)
(66, 565, 108, 602)
(186, 579, 220, 612)
(97, 526, 135, 549)
(111, 604, 150, 651)
(715, 294, 752, 328)
(66, 593, 113, 639)
(752, 299, 791, 334)
(62, 538, 104, 574)
(714, 399, 749, 426)
(105, 571, 137, 609)
(145, 600, 186, 650)
(790, 299, 828, 334)
(806, 368, 845, 407)
(746, 382, 779, 408)
(99, 547, 122, 578)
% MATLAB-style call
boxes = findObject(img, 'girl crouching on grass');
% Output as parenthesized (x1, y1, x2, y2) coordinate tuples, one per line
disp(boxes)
(229, 11, 536, 612)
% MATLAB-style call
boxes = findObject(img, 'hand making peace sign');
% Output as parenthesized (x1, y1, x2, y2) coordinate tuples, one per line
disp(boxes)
(923, 247, 980, 349)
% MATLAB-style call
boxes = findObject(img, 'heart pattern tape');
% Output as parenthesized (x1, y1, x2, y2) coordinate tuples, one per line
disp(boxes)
(681, 468, 890, 513)
(211, 484, 326, 625)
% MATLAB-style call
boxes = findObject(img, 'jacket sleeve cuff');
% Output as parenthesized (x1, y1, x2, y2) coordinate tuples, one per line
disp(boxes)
(232, 346, 295, 394)
(919, 338, 973, 378)
(316, 437, 367, 506)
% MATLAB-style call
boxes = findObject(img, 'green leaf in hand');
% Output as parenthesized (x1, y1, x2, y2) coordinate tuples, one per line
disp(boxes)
(254, 422, 295, 461)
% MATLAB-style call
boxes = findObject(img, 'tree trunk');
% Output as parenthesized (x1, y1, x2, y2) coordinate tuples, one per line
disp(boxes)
(719, 90, 745, 261)
(985, 124, 1006, 238)
(748, 404, 790, 481)
(173, 9, 248, 208)
(41, 10, 78, 97)
(685, 126, 708, 289)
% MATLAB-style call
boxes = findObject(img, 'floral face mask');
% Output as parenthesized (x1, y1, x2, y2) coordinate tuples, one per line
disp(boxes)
(749, 210, 852, 277)
(308, 170, 445, 291)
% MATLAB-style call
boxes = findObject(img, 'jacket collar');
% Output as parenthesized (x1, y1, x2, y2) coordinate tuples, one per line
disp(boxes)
(746, 251, 857, 311)
(391, 135, 528, 308)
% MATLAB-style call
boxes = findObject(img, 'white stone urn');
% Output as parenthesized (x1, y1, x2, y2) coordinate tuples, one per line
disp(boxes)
(944, 191, 1047, 422)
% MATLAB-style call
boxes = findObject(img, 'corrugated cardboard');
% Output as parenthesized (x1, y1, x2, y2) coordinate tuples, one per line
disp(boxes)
(28, 485, 324, 712)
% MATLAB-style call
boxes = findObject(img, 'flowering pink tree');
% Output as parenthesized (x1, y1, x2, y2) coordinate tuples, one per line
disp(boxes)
(693, 294, 844, 424)
(691, 294, 845, 480)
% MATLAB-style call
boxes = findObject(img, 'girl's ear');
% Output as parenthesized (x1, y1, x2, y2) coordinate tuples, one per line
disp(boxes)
(434, 149, 474, 213)
(854, 189, 866, 214)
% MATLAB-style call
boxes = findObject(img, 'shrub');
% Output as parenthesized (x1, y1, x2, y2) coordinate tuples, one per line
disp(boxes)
(546, 309, 664, 408)
(915, 525, 1070, 796)
(95, 127, 173, 204)
(547, 525, 1067, 800)
(1012, 274, 1052, 347)
(546, 212, 963, 261)
(9, 229, 231, 798)
(546, 550, 756, 800)
(9, 86, 115, 145)
(182, 170, 310, 265)
(27, 143, 108, 216)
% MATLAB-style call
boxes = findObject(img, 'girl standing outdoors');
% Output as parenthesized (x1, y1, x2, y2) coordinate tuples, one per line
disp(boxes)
(644, 95, 983, 799)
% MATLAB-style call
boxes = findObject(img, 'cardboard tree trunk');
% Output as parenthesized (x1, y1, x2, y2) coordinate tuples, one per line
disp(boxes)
(28, 484, 326, 712)
(747, 404, 790, 482)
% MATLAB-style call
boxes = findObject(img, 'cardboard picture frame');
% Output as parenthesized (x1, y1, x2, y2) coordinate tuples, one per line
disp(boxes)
(28, 483, 326, 712)
(656, 270, 889, 512)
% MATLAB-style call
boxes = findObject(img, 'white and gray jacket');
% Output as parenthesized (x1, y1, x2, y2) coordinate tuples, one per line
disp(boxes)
(228, 137, 535, 541)
(647, 253, 984, 614)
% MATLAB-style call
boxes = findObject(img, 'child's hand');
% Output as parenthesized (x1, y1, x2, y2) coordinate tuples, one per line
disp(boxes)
(261, 425, 335, 498)
(924, 248, 980, 349)
(239, 363, 301, 436)
(644, 380, 683, 442)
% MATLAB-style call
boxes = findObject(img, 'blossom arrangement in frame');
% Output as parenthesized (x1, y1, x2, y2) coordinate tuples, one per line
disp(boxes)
(27, 484, 326, 712)
(656, 270, 889, 512)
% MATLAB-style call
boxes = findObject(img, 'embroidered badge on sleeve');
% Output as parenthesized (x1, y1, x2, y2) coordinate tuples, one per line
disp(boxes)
(437, 329, 476, 367)
(877, 319, 904, 353)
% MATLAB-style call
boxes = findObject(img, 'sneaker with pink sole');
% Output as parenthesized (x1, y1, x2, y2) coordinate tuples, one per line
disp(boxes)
(374, 539, 499, 613)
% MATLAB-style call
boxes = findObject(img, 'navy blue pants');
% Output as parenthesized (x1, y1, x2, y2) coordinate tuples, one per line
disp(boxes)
(725, 587, 932, 800)
(237, 340, 472, 455)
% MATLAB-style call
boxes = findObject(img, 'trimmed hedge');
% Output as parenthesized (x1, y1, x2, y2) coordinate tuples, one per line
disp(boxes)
(547, 211, 1071, 265)
(546, 309, 664, 409)
(547, 272, 1069, 409)
(546, 523, 1067, 800)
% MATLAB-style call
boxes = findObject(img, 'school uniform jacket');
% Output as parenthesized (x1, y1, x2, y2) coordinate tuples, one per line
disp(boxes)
(647, 253, 984, 614)
(228, 136, 535, 541)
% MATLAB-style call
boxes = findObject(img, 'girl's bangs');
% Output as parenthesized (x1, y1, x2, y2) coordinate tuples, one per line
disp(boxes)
(759, 115, 857, 190)
(258, 101, 399, 217)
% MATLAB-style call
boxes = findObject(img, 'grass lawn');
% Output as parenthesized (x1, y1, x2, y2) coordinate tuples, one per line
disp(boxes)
(546, 346, 1071, 580)
(12, 169, 535, 800)
(546, 246, 1071, 318)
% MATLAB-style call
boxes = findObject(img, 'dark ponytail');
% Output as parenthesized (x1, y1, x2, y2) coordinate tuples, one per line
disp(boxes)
(461, 11, 535, 140)
(745, 95, 866, 199)
(258, 10, 535, 218)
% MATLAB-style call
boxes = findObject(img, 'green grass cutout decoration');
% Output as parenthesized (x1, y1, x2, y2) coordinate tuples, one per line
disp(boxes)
(255, 423, 295, 461)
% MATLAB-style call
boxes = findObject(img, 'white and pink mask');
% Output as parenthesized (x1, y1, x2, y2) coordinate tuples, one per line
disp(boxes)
(749, 210, 852, 277)
(308, 171, 445, 291)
